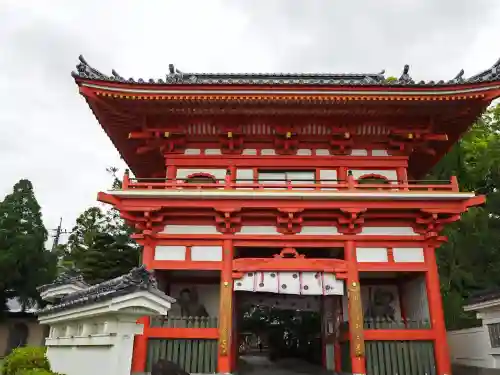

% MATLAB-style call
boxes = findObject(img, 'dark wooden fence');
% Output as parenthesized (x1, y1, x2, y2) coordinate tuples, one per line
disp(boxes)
(149, 316, 218, 328)
(340, 340, 436, 375)
(147, 339, 218, 374)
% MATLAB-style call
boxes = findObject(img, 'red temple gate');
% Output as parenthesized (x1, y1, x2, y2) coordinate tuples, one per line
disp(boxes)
(71, 55, 500, 375)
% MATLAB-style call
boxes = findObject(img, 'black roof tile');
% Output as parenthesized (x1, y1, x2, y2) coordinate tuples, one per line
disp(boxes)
(38, 265, 174, 315)
(72, 55, 500, 87)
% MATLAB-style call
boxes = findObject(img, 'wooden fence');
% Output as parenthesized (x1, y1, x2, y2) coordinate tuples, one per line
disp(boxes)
(341, 340, 436, 375)
(149, 316, 219, 328)
(147, 338, 218, 374)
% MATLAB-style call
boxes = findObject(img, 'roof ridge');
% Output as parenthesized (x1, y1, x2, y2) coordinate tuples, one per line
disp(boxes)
(71, 54, 500, 87)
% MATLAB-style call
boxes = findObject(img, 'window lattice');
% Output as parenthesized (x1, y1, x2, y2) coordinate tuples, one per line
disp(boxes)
(488, 323, 500, 348)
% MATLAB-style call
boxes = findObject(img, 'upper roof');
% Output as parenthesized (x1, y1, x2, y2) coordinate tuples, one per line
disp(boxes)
(72, 55, 500, 179)
(72, 55, 500, 87)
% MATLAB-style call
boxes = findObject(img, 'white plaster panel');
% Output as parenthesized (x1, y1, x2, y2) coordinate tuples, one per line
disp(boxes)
(184, 149, 201, 155)
(392, 247, 425, 262)
(161, 225, 219, 234)
(234, 272, 257, 292)
(359, 226, 418, 235)
(255, 272, 279, 293)
(261, 149, 276, 155)
(287, 171, 315, 190)
(154, 246, 186, 261)
(323, 273, 344, 296)
(237, 226, 281, 235)
(287, 171, 315, 183)
(242, 149, 257, 155)
(301, 272, 324, 295)
(297, 226, 339, 235)
(236, 169, 254, 182)
(258, 171, 285, 187)
(350, 149, 368, 156)
(204, 149, 222, 155)
(356, 247, 388, 262)
(176, 168, 226, 180)
(297, 149, 312, 156)
(372, 149, 389, 156)
(319, 169, 337, 181)
(169, 283, 220, 317)
(350, 169, 398, 182)
(278, 272, 301, 294)
(190, 246, 223, 261)
(316, 149, 331, 156)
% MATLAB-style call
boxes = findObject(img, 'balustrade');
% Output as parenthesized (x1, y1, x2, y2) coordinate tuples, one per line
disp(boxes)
(121, 173, 459, 193)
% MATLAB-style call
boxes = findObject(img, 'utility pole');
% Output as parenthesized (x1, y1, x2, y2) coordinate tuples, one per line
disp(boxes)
(50, 217, 69, 251)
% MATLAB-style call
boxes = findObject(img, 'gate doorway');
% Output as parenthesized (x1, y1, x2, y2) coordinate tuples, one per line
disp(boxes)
(237, 292, 323, 363)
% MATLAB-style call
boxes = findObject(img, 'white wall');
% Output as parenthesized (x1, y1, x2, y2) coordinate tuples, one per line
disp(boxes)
(48, 346, 113, 375)
(448, 327, 496, 368)
(169, 283, 220, 318)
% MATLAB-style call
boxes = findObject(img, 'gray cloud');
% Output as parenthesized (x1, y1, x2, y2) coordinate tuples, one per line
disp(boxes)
(1, 0, 499, 245)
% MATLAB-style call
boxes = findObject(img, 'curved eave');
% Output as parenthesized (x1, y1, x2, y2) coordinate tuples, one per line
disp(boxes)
(101, 189, 482, 201)
(80, 95, 164, 178)
(75, 77, 500, 101)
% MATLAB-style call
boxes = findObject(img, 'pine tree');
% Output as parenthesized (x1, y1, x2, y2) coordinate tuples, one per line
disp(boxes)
(63, 206, 139, 284)
(0, 179, 57, 314)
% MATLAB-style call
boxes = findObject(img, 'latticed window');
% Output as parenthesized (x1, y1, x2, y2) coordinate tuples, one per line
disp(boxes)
(488, 323, 500, 348)
(185, 175, 217, 184)
(357, 176, 390, 185)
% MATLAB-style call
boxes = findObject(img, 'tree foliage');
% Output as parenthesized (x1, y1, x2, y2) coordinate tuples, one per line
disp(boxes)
(0, 180, 57, 315)
(61, 168, 139, 284)
(429, 103, 500, 329)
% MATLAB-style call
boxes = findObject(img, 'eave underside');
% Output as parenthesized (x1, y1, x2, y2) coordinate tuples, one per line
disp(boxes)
(81, 92, 491, 178)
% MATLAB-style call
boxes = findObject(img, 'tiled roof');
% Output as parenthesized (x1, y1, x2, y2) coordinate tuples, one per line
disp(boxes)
(72, 55, 500, 87)
(465, 288, 500, 306)
(38, 265, 174, 315)
(36, 267, 89, 294)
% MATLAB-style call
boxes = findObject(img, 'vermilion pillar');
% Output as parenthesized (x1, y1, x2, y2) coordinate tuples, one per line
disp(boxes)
(424, 245, 451, 375)
(217, 239, 234, 373)
(345, 240, 366, 375)
(131, 241, 154, 373)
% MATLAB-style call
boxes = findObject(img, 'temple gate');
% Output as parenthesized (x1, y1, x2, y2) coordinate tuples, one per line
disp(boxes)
(71, 55, 500, 375)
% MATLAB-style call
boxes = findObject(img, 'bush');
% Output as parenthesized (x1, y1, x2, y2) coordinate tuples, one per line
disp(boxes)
(15, 369, 54, 375)
(1, 347, 50, 375)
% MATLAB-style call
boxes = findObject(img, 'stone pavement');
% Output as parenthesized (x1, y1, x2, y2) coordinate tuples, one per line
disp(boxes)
(239, 355, 336, 375)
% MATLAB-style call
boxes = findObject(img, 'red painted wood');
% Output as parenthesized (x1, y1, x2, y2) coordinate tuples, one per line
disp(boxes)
(357, 262, 428, 272)
(345, 240, 366, 375)
(364, 329, 434, 341)
(152, 260, 223, 270)
(425, 246, 452, 375)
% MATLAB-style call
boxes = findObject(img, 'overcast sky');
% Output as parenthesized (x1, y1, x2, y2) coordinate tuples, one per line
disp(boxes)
(1, 0, 500, 246)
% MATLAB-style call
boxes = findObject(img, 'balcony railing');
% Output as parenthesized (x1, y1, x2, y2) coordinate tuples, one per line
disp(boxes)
(121, 173, 459, 193)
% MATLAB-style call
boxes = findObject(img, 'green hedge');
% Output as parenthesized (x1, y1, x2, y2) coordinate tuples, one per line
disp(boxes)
(1, 347, 63, 375)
